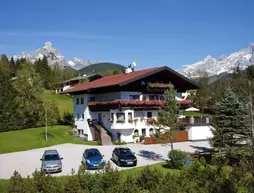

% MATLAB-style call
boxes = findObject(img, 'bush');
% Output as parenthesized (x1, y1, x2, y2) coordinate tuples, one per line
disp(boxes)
(62, 112, 74, 126)
(167, 150, 187, 169)
(8, 171, 36, 193)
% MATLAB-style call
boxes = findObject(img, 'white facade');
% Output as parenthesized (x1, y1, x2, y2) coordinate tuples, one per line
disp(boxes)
(73, 92, 162, 143)
(187, 126, 214, 141)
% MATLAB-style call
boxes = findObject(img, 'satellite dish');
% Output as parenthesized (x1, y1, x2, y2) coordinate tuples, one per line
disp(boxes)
(132, 58, 137, 67)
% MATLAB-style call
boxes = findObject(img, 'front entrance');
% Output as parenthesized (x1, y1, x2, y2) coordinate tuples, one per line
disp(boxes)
(98, 113, 102, 124)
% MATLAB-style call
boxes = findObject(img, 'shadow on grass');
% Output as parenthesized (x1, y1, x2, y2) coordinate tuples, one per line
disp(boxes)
(137, 150, 165, 161)
(161, 162, 171, 169)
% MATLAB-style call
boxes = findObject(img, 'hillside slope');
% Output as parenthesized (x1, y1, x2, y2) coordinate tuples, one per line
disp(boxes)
(42, 90, 73, 116)
(78, 62, 125, 76)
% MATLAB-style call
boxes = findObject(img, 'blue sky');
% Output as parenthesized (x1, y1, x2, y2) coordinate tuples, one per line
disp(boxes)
(0, 0, 253, 70)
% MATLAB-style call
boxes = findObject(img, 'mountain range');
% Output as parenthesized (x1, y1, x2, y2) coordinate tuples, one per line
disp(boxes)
(13, 41, 254, 77)
(13, 42, 99, 70)
(179, 43, 254, 78)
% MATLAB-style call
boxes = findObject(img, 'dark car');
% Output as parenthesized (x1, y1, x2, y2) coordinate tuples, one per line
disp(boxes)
(40, 150, 63, 173)
(82, 148, 104, 169)
(112, 147, 137, 167)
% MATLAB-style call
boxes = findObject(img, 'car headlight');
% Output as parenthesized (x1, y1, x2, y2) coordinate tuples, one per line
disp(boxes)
(43, 164, 47, 168)
(58, 163, 62, 167)
(100, 159, 104, 163)
(120, 159, 125, 162)
(87, 160, 91, 164)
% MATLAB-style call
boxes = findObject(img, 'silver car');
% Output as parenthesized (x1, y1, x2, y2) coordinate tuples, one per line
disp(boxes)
(40, 150, 63, 173)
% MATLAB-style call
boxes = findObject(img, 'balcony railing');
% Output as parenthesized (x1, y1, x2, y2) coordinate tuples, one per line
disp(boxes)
(178, 117, 210, 126)
(88, 99, 192, 111)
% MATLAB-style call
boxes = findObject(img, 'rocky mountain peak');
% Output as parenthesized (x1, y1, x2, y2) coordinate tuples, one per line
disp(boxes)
(179, 42, 254, 77)
(13, 41, 99, 70)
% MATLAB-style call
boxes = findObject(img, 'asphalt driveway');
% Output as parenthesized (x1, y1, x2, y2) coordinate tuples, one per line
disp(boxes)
(0, 141, 211, 179)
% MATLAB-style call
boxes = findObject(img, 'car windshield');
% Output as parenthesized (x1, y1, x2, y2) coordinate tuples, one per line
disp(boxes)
(44, 154, 60, 161)
(87, 151, 101, 158)
(119, 149, 132, 155)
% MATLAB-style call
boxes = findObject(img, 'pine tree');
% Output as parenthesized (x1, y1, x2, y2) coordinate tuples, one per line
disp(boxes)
(41, 56, 52, 88)
(156, 87, 179, 150)
(0, 55, 19, 131)
(9, 57, 16, 76)
(210, 89, 251, 151)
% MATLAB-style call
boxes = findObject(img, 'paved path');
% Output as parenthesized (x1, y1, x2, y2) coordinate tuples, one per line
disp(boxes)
(0, 141, 211, 179)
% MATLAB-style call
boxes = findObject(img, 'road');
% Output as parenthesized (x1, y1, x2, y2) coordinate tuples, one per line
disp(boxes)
(0, 141, 211, 179)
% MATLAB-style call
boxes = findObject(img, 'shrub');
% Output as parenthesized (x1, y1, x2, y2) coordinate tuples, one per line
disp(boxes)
(62, 112, 74, 126)
(8, 171, 36, 193)
(32, 170, 63, 193)
(137, 166, 162, 191)
(64, 169, 82, 193)
(167, 150, 187, 169)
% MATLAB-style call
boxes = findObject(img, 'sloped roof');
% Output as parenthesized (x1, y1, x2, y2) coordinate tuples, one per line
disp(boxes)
(62, 66, 198, 94)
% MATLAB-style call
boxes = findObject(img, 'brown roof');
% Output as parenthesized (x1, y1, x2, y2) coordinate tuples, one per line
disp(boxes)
(62, 66, 198, 94)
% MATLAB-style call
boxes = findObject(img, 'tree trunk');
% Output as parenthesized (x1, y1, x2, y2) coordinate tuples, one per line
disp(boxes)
(170, 133, 174, 151)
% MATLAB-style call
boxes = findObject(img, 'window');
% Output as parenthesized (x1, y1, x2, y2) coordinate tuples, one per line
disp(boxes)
(159, 95, 164, 100)
(77, 113, 80, 120)
(147, 112, 152, 118)
(142, 128, 146, 136)
(149, 128, 154, 136)
(82, 113, 84, 120)
(81, 97, 84, 104)
(117, 113, 125, 123)
(130, 95, 140, 100)
(128, 112, 133, 122)
(110, 113, 114, 122)
(149, 95, 158, 100)
(90, 97, 95, 102)
(76, 97, 80, 105)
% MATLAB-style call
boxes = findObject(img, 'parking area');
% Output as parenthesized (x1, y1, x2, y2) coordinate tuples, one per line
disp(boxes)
(0, 141, 211, 179)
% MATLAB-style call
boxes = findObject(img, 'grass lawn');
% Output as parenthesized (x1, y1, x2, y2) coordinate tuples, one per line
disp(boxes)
(0, 162, 179, 192)
(42, 90, 73, 117)
(0, 125, 98, 154)
(183, 111, 210, 117)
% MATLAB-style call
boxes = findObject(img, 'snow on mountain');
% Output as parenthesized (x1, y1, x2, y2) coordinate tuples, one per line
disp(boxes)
(179, 43, 254, 78)
(13, 41, 99, 70)
(68, 57, 99, 70)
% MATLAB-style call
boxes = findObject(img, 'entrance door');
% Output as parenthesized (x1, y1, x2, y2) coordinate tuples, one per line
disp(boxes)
(98, 113, 102, 123)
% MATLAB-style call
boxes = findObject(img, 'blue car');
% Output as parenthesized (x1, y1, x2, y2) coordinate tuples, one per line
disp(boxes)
(82, 148, 104, 169)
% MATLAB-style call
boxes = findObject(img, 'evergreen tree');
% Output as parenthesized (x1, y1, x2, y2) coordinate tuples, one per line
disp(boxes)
(156, 87, 179, 150)
(0, 55, 19, 131)
(9, 56, 16, 76)
(40, 56, 52, 89)
(13, 63, 45, 129)
(195, 71, 211, 114)
(51, 63, 64, 89)
(0, 54, 9, 64)
(210, 89, 251, 151)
